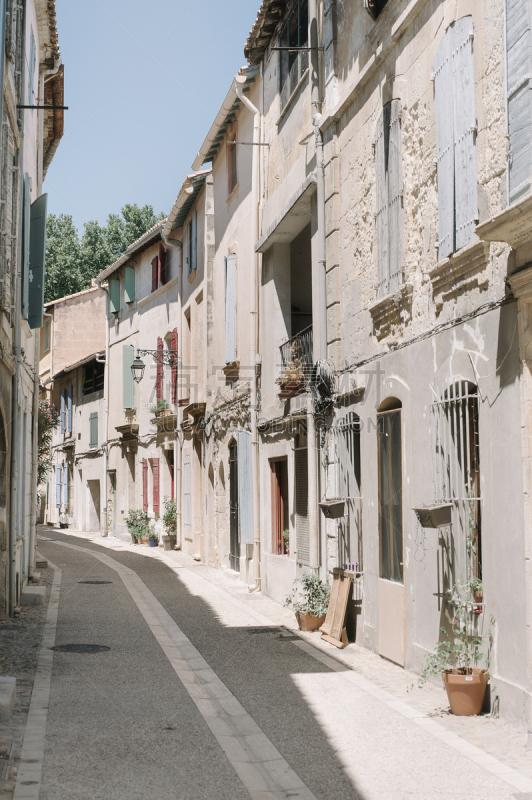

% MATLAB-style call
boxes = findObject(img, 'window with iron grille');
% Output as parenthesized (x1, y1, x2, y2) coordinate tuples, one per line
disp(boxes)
(279, 0, 309, 111)
(331, 413, 362, 570)
(431, 380, 482, 582)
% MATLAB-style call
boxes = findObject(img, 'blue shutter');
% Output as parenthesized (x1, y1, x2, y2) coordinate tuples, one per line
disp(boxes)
(63, 464, 69, 510)
(28, 193, 47, 330)
(124, 267, 135, 303)
(60, 388, 66, 433)
(122, 345, 134, 409)
(109, 279, 120, 313)
(191, 210, 197, 273)
(507, 0, 532, 203)
(435, 27, 454, 258)
(22, 174, 30, 318)
(89, 412, 98, 449)
(225, 255, 237, 363)
(68, 384, 73, 433)
(452, 16, 477, 251)
(237, 430, 254, 545)
(28, 32, 35, 106)
(187, 221, 192, 274)
(184, 455, 191, 531)
(55, 465, 61, 508)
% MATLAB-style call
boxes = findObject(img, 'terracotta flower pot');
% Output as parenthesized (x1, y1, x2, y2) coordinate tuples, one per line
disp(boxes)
(140, 536, 149, 545)
(442, 669, 489, 716)
(278, 381, 302, 399)
(295, 611, 326, 632)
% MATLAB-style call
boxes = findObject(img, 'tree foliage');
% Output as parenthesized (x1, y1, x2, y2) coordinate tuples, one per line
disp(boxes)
(44, 204, 165, 303)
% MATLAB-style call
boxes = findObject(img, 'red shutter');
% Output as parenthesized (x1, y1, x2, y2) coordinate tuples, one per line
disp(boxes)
(151, 256, 158, 292)
(153, 458, 160, 514)
(142, 459, 148, 512)
(158, 243, 166, 286)
(156, 337, 163, 401)
(171, 328, 178, 404)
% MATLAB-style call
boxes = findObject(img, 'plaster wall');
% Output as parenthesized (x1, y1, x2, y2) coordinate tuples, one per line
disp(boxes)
(48, 287, 106, 376)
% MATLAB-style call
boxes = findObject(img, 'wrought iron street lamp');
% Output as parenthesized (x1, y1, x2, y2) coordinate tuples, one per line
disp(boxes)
(131, 349, 178, 384)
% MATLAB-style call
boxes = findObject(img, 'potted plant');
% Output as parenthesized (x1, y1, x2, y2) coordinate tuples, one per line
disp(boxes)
(162, 496, 177, 551)
(150, 398, 171, 417)
(282, 529, 289, 555)
(276, 344, 306, 398)
(419, 581, 492, 716)
(124, 509, 149, 544)
(285, 572, 331, 632)
(471, 577, 483, 606)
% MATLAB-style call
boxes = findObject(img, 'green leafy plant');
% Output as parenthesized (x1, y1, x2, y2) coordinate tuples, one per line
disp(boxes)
(124, 509, 149, 541)
(162, 496, 177, 535)
(276, 343, 306, 387)
(150, 398, 169, 415)
(285, 572, 331, 617)
(37, 401, 61, 485)
(281, 529, 289, 553)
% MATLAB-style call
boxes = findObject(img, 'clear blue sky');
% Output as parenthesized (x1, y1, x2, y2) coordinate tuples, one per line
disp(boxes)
(44, 0, 259, 233)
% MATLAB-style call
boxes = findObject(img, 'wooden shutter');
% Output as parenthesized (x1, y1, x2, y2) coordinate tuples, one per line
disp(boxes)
(124, 267, 135, 303)
(151, 256, 158, 292)
(55, 465, 62, 508)
(187, 221, 192, 274)
(22, 174, 30, 319)
(156, 337, 163, 401)
(295, 448, 310, 565)
(225, 255, 237, 363)
(109, 279, 120, 313)
(63, 464, 69, 510)
(89, 412, 98, 449)
(158, 243, 166, 286)
(68, 384, 73, 433)
(375, 107, 389, 297)
(28, 193, 47, 330)
(388, 100, 404, 293)
(152, 458, 160, 514)
(60, 388, 66, 433)
(507, 0, 532, 203)
(142, 458, 148, 512)
(184, 455, 191, 531)
(191, 210, 197, 273)
(122, 345, 134, 409)
(435, 27, 455, 258)
(452, 16, 477, 251)
(237, 430, 253, 545)
(171, 328, 178, 404)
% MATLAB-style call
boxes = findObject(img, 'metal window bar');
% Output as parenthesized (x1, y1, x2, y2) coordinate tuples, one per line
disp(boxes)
(279, 325, 313, 379)
(330, 413, 363, 571)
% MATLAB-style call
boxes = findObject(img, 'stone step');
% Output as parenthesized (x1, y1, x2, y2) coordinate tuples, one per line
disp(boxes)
(36, 558, 48, 569)
(20, 585, 45, 606)
(31, 571, 41, 584)
(0, 677, 16, 723)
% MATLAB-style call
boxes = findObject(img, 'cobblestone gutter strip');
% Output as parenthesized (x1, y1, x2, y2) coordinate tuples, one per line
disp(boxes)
(12, 557, 61, 800)
(47, 539, 318, 800)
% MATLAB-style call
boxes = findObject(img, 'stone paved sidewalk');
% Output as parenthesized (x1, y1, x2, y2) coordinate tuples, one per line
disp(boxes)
(0, 568, 52, 799)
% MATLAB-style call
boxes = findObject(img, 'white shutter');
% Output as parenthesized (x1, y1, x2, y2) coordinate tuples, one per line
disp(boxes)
(507, 0, 532, 203)
(435, 27, 455, 258)
(295, 448, 309, 565)
(375, 107, 389, 297)
(388, 99, 404, 294)
(452, 16, 477, 251)
(184, 455, 191, 531)
(224, 255, 237, 363)
(237, 430, 253, 545)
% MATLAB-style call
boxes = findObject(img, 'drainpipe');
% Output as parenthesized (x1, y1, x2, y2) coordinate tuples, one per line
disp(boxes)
(235, 75, 262, 592)
(161, 231, 183, 548)
(96, 279, 110, 536)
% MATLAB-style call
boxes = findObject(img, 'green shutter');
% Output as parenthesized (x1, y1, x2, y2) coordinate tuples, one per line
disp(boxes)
(122, 344, 134, 409)
(89, 412, 98, 449)
(109, 279, 120, 313)
(124, 267, 135, 303)
(28, 193, 47, 330)
(22, 174, 30, 319)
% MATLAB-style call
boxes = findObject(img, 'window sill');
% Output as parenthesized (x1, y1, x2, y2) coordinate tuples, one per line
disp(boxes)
(226, 184, 239, 204)
(369, 282, 413, 341)
(137, 275, 179, 307)
(277, 68, 310, 127)
(429, 240, 489, 311)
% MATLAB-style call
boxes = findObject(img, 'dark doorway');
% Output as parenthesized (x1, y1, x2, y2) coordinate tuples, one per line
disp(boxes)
(271, 459, 289, 555)
(229, 442, 239, 572)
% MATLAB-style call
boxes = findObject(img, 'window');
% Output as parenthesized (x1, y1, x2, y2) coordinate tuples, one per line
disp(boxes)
(279, 0, 308, 111)
(434, 17, 477, 258)
(122, 345, 134, 409)
(89, 412, 98, 449)
(152, 458, 160, 514)
(142, 458, 148, 512)
(364, 0, 389, 20)
(375, 100, 404, 298)
(186, 211, 197, 276)
(43, 318, 50, 352)
(109, 279, 120, 313)
(227, 124, 238, 195)
(271, 458, 288, 554)
(295, 445, 310, 565)
(60, 385, 73, 434)
(156, 337, 164, 402)
(377, 400, 403, 584)
(83, 360, 104, 396)
(506, 0, 532, 204)
(332, 413, 362, 569)
(224, 255, 237, 364)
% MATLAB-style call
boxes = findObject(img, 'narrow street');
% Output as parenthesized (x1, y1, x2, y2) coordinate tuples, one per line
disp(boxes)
(6, 528, 528, 800)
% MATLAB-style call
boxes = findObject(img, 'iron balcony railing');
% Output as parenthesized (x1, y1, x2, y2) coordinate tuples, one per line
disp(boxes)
(280, 325, 313, 379)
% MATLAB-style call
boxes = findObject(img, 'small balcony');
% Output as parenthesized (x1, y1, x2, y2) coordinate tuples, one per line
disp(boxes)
(278, 325, 313, 398)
